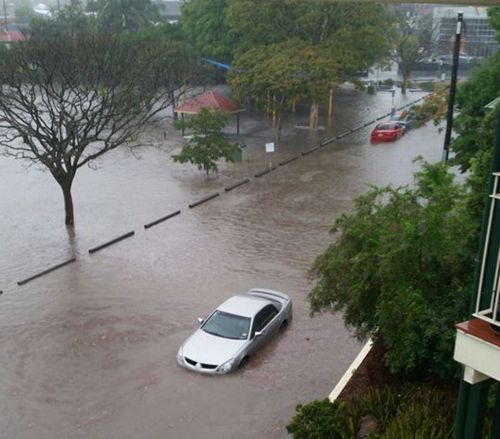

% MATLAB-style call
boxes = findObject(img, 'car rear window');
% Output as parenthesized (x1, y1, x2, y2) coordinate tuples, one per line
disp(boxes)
(376, 124, 394, 130)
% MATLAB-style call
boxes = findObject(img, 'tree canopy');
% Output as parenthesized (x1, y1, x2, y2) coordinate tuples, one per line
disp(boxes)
(0, 34, 195, 225)
(172, 108, 239, 177)
(452, 53, 500, 173)
(386, 5, 434, 94)
(180, 0, 237, 62)
(87, 0, 160, 33)
(227, 0, 389, 130)
(308, 161, 476, 379)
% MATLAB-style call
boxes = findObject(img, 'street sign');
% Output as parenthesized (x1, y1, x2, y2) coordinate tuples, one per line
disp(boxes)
(265, 142, 275, 153)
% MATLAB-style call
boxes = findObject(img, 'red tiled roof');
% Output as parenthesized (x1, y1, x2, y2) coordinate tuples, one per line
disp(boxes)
(174, 90, 244, 114)
(0, 31, 26, 42)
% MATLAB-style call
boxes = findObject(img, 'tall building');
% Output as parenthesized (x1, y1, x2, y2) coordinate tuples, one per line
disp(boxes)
(432, 6, 499, 58)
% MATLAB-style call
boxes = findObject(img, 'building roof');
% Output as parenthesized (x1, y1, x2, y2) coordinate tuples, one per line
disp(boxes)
(174, 90, 244, 115)
(0, 30, 25, 42)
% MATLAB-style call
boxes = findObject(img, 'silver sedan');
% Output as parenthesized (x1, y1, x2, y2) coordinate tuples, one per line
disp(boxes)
(177, 288, 292, 374)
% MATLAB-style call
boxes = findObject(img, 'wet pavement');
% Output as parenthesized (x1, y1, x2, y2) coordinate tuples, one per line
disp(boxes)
(0, 87, 444, 439)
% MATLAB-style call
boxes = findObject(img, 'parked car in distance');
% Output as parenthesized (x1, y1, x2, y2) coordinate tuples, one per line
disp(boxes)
(177, 289, 292, 374)
(370, 121, 406, 142)
(390, 111, 416, 131)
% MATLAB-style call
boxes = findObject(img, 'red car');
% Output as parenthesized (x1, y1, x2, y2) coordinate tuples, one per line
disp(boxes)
(370, 122, 405, 142)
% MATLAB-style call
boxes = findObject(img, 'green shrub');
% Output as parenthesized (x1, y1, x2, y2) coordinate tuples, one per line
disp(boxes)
(378, 387, 455, 439)
(356, 386, 404, 431)
(287, 399, 358, 439)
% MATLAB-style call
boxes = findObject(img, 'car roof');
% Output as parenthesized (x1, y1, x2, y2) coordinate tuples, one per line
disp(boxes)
(217, 294, 271, 318)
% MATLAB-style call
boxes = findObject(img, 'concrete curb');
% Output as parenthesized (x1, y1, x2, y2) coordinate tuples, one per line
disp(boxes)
(328, 339, 373, 402)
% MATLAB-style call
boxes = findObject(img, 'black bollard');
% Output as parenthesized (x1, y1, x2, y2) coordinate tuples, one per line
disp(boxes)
(189, 193, 220, 209)
(279, 156, 299, 166)
(17, 257, 77, 286)
(89, 231, 135, 254)
(225, 179, 250, 192)
(301, 146, 319, 156)
(144, 210, 181, 229)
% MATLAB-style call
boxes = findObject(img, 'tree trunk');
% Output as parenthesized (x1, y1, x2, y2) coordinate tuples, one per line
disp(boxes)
(309, 102, 319, 131)
(60, 178, 75, 227)
(274, 114, 282, 142)
(401, 71, 410, 95)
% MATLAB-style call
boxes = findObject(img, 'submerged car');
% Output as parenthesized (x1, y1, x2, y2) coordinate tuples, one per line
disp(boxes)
(370, 121, 405, 142)
(390, 111, 416, 131)
(177, 289, 292, 374)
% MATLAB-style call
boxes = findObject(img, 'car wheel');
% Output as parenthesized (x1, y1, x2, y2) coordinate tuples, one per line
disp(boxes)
(279, 319, 288, 331)
(239, 356, 250, 369)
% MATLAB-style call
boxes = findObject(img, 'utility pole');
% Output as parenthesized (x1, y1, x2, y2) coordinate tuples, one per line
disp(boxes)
(442, 12, 463, 162)
(2, 0, 7, 29)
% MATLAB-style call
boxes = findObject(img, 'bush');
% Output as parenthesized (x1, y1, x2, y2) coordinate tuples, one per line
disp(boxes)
(356, 386, 403, 430)
(287, 399, 358, 439)
(412, 85, 448, 127)
(287, 385, 457, 439)
(379, 387, 455, 439)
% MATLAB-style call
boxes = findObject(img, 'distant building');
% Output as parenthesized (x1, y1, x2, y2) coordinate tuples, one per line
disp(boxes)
(432, 6, 499, 58)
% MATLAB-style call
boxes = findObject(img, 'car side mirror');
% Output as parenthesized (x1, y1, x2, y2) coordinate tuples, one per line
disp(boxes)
(197, 317, 204, 325)
(254, 330, 263, 338)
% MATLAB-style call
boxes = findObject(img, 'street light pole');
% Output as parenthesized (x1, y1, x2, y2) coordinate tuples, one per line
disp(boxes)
(442, 11, 464, 162)
(2, 0, 7, 29)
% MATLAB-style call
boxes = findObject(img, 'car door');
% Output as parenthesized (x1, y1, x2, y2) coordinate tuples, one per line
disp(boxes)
(248, 305, 279, 353)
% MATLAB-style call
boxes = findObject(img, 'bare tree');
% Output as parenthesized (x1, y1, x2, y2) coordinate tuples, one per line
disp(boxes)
(0, 34, 194, 226)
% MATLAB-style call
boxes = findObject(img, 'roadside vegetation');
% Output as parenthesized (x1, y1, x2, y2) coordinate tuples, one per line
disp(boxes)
(287, 8, 500, 438)
(1, 0, 499, 435)
(172, 108, 239, 177)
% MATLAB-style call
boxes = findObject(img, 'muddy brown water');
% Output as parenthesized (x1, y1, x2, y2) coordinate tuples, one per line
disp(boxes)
(0, 88, 443, 439)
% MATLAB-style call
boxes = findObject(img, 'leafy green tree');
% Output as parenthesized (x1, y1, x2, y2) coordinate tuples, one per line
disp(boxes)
(133, 21, 185, 43)
(87, 0, 159, 34)
(226, 0, 387, 55)
(0, 34, 194, 226)
(30, 1, 96, 38)
(229, 40, 339, 133)
(386, 5, 434, 94)
(488, 6, 500, 41)
(452, 53, 500, 172)
(14, 4, 34, 23)
(180, 0, 237, 62)
(172, 108, 239, 177)
(227, 0, 388, 130)
(308, 161, 475, 379)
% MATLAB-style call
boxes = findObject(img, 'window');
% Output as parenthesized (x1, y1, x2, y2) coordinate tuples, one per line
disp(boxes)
(251, 305, 278, 337)
(202, 311, 250, 340)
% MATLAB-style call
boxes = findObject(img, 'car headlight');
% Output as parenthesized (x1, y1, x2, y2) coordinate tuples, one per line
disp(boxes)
(217, 359, 234, 373)
(176, 346, 184, 363)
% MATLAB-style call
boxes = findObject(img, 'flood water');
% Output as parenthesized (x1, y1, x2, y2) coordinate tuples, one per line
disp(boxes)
(0, 88, 443, 439)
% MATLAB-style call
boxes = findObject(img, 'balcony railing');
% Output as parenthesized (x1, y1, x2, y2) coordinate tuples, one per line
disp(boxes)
(474, 172, 500, 330)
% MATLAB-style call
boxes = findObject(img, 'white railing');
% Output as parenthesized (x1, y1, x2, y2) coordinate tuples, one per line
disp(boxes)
(474, 172, 500, 329)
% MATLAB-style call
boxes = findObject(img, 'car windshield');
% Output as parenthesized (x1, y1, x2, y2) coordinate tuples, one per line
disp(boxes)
(202, 311, 250, 340)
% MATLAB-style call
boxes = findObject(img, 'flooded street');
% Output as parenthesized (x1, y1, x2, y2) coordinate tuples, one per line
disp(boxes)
(0, 88, 443, 439)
